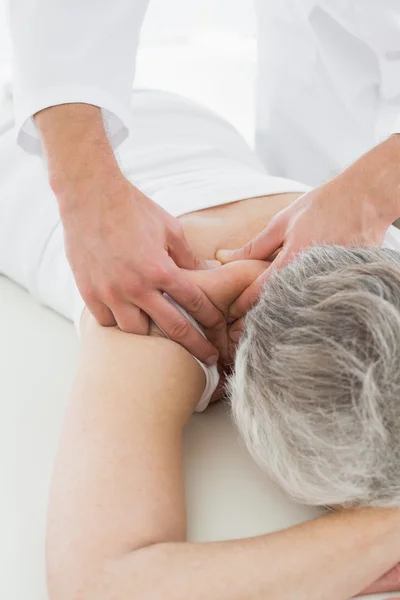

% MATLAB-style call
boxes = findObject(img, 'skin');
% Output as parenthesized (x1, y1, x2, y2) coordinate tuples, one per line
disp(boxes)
(35, 104, 225, 366)
(35, 101, 400, 364)
(217, 135, 400, 342)
(47, 191, 400, 600)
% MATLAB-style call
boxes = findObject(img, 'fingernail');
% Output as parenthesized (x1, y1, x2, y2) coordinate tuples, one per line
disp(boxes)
(206, 354, 219, 366)
(229, 330, 241, 344)
(205, 259, 222, 269)
(228, 306, 239, 319)
(216, 249, 234, 262)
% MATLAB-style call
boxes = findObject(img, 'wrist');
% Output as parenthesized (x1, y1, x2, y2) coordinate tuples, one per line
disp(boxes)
(36, 103, 122, 210)
(52, 156, 124, 218)
(56, 169, 130, 224)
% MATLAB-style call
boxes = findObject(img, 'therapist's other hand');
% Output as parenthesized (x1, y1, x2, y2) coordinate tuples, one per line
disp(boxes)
(217, 134, 400, 320)
(36, 104, 224, 365)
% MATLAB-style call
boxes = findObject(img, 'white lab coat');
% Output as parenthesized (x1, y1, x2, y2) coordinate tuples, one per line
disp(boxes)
(9, 0, 400, 185)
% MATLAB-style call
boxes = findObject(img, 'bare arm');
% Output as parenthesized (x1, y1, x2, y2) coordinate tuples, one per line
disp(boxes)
(47, 314, 400, 600)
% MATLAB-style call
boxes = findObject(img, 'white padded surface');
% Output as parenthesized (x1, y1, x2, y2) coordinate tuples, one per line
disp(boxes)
(0, 276, 392, 600)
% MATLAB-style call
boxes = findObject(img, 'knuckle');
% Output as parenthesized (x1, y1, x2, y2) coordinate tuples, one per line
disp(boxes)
(103, 284, 120, 305)
(125, 278, 145, 301)
(168, 317, 191, 341)
(208, 311, 226, 331)
(188, 291, 206, 314)
(148, 263, 172, 287)
(242, 240, 254, 260)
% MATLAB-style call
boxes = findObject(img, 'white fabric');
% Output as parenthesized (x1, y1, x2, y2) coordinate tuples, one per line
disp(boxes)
(161, 296, 220, 412)
(9, 0, 150, 154)
(0, 89, 308, 412)
(255, 0, 400, 185)
(9, 0, 400, 187)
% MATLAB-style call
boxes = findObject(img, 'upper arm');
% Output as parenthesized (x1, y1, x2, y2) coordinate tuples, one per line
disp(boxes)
(47, 317, 205, 599)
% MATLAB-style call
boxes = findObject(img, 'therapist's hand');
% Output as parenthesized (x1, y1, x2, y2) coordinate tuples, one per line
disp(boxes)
(217, 134, 400, 321)
(36, 103, 225, 365)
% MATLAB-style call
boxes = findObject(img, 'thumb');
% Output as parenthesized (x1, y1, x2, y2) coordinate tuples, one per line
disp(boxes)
(228, 272, 267, 319)
(228, 247, 291, 319)
(229, 317, 245, 345)
(216, 212, 287, 264)
(168, 226, 208, 271)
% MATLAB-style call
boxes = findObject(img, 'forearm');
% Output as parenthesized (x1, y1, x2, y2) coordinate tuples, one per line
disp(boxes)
(47, 318, 206, 600)
(35, 104, 122, 212)
(91, 508, 400, 600)
(48, 318, 400, 600)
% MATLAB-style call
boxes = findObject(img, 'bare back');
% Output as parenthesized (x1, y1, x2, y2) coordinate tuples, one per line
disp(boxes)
(179, 193, 301, 260)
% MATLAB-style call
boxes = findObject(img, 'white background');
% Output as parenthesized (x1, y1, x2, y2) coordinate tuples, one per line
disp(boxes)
(0, 0, 258, 141)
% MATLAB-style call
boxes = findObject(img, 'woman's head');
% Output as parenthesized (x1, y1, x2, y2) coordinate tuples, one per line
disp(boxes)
(230, 245, 400, 509)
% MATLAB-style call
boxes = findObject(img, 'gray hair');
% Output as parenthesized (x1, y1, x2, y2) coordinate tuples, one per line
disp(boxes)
(230, 246, 400, 508)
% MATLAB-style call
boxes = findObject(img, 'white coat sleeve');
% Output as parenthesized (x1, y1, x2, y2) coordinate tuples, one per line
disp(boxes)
(9, 0, 150, 155)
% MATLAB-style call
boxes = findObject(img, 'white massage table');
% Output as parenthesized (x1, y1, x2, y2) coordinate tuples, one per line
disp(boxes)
(0, 2, 395, 596)
(0, 277, 391, 600)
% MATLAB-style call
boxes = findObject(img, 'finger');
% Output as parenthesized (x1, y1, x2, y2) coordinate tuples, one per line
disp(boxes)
(168, 224, 208, 270)
(228, 248, 293, 319)
(163, 265, 228, 362)
(216, 212, 287, 264)
(146, 292, 219, 365)
(164, 263, 225, 329)
(262, 243, 304, 281)
(228, 272, 267, 320)
(228, 318, 244, 346)
(264, 247, 291, 276)
(269, 245, 284, 262)
(86, 300, 117, 327)
(205, 259, 222, 269)
(112, 303, 150, 335)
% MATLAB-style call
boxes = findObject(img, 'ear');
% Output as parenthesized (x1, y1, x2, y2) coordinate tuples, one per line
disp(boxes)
(184, 260, 269, 314)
